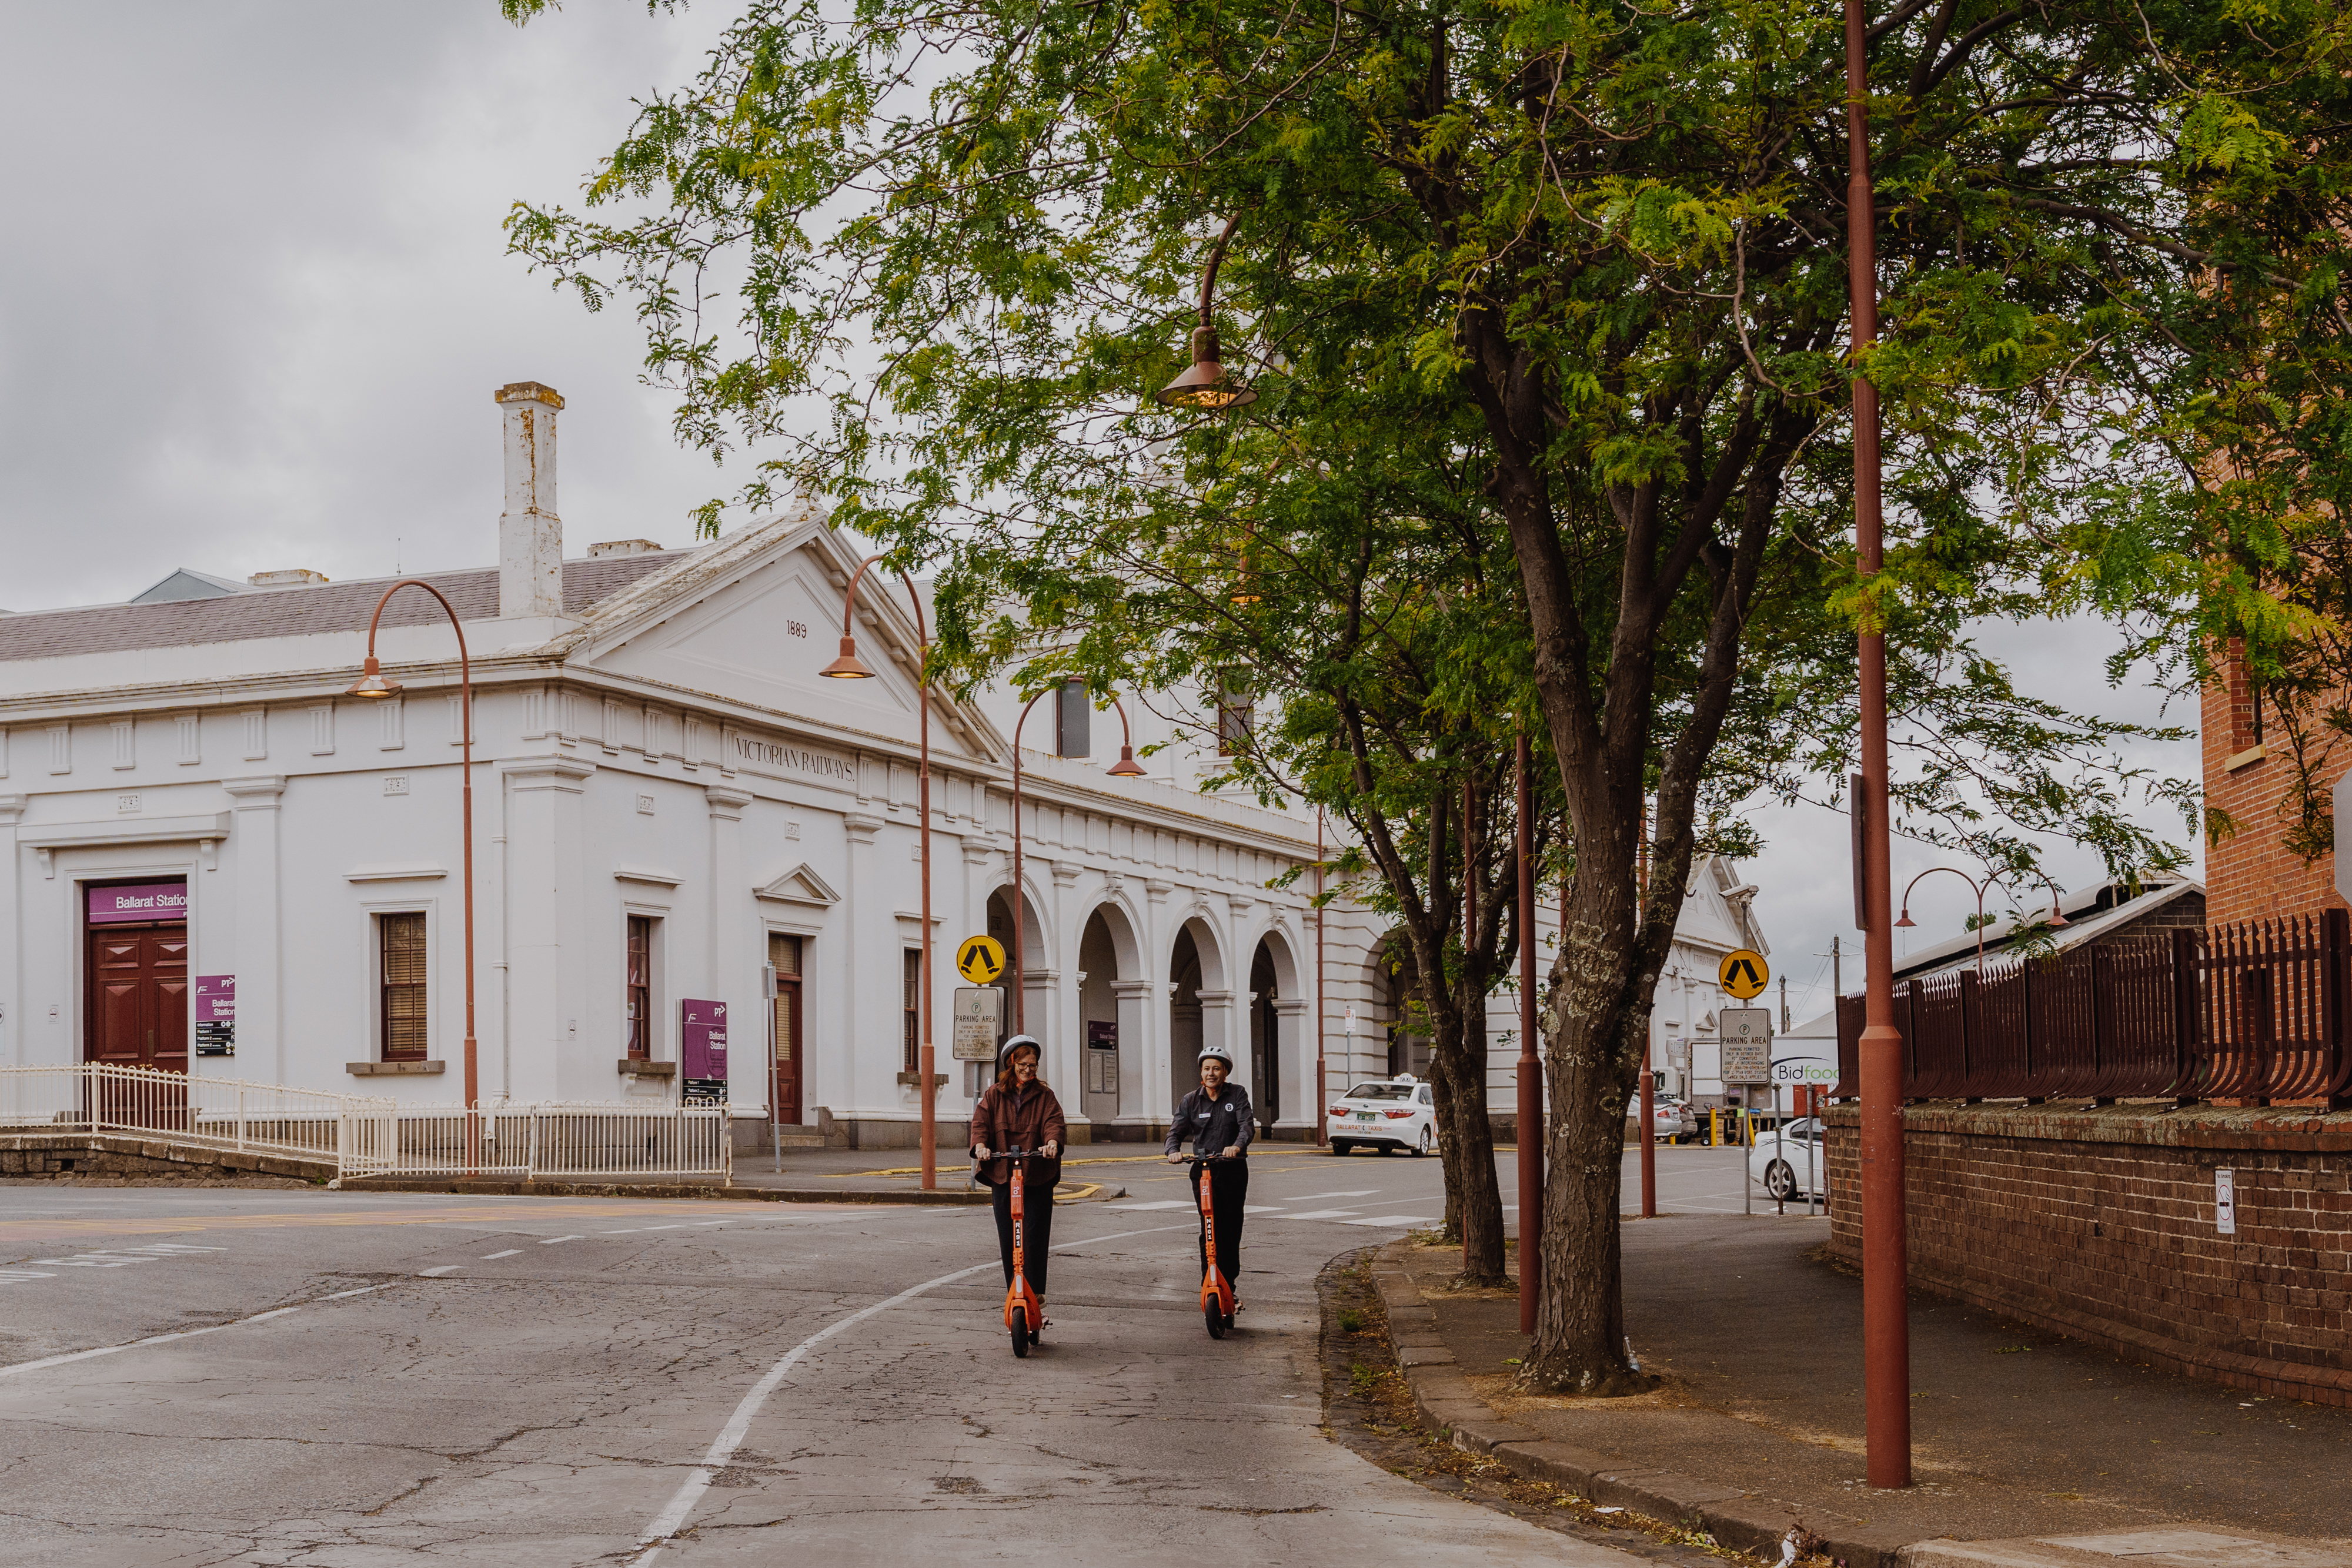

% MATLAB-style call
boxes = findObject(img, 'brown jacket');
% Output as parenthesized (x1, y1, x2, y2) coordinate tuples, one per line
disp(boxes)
(970, 1078, 1066, 1187)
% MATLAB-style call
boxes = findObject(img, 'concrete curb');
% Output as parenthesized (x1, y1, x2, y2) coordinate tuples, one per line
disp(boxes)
(334, 1176, 1126, 1205)
(1367, 1242, 1910, 1568)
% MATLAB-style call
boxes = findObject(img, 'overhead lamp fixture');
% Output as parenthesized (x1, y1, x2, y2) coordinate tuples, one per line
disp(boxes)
(819, 636, 876, 678)
(1107, 745, 1147, 777)
(1153, 213, 1257, 412)
(346, 656, 402, 699)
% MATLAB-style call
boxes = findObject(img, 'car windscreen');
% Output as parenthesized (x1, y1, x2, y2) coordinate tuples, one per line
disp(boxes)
(1345, 1083, 1414, 1101)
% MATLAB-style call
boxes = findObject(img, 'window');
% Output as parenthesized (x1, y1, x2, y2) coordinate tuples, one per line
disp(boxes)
(903, 948, 921, 1071)
(1216, 668, 1254, 757)
(380, 912, 428, 1062)
(626, 916, 653, 1060)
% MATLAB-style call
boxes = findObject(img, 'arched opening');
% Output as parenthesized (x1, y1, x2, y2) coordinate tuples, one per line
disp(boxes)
(1246, 928, 1305, 1135)
(1076, 905, 1141, 1125)
(1168, 916, 1227, 1109)
(1377, 932, 1431, 1079)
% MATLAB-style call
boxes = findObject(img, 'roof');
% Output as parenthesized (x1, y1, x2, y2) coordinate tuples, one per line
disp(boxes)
(0, 554, 688, 664)
(130, 568, 250, 604)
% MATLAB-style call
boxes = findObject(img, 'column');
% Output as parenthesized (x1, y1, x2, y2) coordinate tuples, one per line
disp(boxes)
(842, 812, 884, 1122)
(1274, 997, 1311, 1133)
(503, 758, 594, 1101)
(1144, 878, 1172, 1123)
(1194, 988, 1235, 1084)
(1111, 977, 1155, 1131)
(221, 777, 285, 1083)
(0, 795, 22, 1069)
(706, 785, 756, 1113)
(1050, 859, 1081, 1126)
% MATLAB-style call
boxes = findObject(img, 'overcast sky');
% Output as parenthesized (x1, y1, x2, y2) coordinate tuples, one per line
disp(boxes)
(0, 2, 2205, 1026)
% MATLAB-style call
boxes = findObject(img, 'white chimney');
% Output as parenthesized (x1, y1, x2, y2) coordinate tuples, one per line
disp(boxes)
(496, 382, 564, 618)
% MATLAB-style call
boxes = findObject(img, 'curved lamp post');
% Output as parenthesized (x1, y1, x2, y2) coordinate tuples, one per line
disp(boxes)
(1008, 687, 1147, 1034)
(819, 555, 941, 1190)
(1895, 867, 2069, 971)
(346, 580, 479, 1170)
(1154, 213, 1257, 412)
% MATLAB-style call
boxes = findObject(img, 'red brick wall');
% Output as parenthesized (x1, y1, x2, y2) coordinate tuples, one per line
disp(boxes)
(2201, 661, 2348, 928)
(1825, 1104, 2352, 1406)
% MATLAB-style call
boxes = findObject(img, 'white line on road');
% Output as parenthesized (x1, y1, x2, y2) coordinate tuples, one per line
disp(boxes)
(320, 1286, 385, 1300)
(1340, 1215, 1442, 1228)
(1292, 1189, 1381, 1199)
(417, 1265, 462, 1276)
(482, 1250, 522, 1259)
(630, 1222, 1192, 1564)
(539, 1235, 585, 1245)
(1281, 1209, 1364, 1221)
(0, 1306, 298, 1380)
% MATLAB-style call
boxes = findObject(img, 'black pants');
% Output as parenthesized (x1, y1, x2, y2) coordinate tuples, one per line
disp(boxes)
(1194, 1158, 1248, 1285)
(991, 1181, 1055, 1299)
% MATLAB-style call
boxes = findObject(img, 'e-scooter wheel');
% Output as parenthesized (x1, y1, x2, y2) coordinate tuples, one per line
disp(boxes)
(1012, 1306, 1030, 1359)
(1205, 1302, 1226, 1339)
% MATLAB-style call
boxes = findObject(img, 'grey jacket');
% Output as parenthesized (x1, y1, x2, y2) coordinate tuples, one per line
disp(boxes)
(1165, 1084, 1255, 1158)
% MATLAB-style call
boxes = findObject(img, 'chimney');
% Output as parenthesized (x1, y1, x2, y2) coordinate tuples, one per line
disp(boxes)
(496, 382, 564, 618)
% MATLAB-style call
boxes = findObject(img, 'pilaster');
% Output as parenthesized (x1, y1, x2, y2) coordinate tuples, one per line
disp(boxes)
(220, 777, 285, 1081)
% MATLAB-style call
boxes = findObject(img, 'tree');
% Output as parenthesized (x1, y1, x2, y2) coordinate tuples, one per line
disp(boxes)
(503, 0, 2296, 1392)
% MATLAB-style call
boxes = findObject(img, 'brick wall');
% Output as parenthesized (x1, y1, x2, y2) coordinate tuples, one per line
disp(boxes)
(2201, 662, 2348, 929)
(1825, 1102, 2352, 1406)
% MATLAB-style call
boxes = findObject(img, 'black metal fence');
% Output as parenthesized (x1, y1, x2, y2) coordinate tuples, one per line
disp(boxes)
(1832, 909, 2352, 1106)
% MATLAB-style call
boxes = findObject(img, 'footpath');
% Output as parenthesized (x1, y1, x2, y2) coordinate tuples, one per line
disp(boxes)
(1369, 1211, 2352, 1568)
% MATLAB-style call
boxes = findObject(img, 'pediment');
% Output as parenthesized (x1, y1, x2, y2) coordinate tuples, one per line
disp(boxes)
(756, 862, 841, 908)
(569, 507, 995, 761)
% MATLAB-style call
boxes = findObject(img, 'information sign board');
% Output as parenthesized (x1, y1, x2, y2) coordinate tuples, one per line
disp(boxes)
(953, 987, 1003, 1061)
(681, 998, 729, 1103)
(194, 974, 236, 1057)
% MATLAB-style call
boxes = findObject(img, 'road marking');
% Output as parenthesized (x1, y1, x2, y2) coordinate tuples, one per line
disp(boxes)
(1340, 1215, 1442, 1227)
(0, 1270, 56, 1284)
(321, 1286, 385, 1300)
(1242, 1206, 1287, 1214)
(27, 1253, 162, 1268)
(1292, 1189, 1381, 1199)
(482, 1250, 522, 1259)
(1281, 1209, 1364, 1221)
(0, 1199, 840, 1245)
(631, 1222, 1192, 1563)
(417, 1265, 462, 1276)
(1104, 1200, 1191, 1212)
(0, 1303, 289, 1380)
(539, 1235, 585, 1245)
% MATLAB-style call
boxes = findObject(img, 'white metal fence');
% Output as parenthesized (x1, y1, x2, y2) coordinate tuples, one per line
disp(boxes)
(1, 1066, 733, 1185)
(0, 1062, 393, 1172)
(342, 1101, 733, 1183)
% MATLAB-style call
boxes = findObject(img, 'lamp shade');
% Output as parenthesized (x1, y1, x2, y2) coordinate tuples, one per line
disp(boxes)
(1154, 325, 1257, 410)
(346, 656, 402, 699)
(1106, 746, 1147, 778)
(820, 636, 876, 678)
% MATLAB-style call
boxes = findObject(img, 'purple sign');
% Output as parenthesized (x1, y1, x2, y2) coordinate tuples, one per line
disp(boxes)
(681, 998, 729, 1104)
(195, 975, 236, 1023)
(87, 882, 188, 924)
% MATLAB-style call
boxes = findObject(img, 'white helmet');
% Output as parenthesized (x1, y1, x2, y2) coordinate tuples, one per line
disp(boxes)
(997, 1034, 1042, 1075)
(1198, 1044, 1234, 1066)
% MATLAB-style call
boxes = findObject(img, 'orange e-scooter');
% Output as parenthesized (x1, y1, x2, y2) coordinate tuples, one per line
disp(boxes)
(1000, 1148, 1044, 1358)
(1187, 1155, 1237, 1339)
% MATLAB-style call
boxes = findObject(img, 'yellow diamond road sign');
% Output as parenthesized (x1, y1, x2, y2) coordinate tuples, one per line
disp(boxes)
(956, 934, 1007, 986)
(1719, 949, 1769, 999)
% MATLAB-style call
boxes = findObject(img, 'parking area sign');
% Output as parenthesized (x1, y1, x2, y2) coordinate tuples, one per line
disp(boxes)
(952, 987, 1003, 1061)
(1719, 1006, 1772, 1084)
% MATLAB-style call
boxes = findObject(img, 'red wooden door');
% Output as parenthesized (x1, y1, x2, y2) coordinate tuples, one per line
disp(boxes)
(86, 925, 189, 1074)
(770, 932, 803, 1126)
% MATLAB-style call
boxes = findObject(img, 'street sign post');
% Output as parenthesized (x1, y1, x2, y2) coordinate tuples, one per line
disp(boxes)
(1720, 1005, 1772, 1085)
(1719, 948, 1770, 999)
(953, 987, 1003, 1063)
(956, 934, 1007, 986)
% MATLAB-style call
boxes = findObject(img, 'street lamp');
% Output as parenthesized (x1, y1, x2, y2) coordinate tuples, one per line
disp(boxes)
(1154, 213, 1258, 412)
(821, 553, 939, 1191)
(1008, 686, 1146, 1034)
(1843, 0, 1910, 1488)
(1895, 867, 2069, 969)
(346, 580, 479, 1169)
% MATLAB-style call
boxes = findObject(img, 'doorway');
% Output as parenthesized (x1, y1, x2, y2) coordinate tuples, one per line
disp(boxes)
(770, 933, 804, 1126)
(84, 880, 189, 1092)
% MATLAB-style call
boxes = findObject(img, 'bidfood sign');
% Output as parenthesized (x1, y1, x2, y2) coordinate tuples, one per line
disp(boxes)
(1771, 1054, 1838, 1086)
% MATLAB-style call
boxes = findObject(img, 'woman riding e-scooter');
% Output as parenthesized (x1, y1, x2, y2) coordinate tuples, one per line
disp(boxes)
(1165, 1044, 1252, 1315)
(971, 1034, 1063, 1330)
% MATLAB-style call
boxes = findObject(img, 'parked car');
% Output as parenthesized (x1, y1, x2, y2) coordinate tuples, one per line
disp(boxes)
(1328, 1075, 1438, 1156)
(1749, 1116, 1828, 1202)
(1626, 1095, 1696, 1144)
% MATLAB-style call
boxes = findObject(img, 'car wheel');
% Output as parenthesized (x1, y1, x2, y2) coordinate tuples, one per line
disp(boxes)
(1331, 1139, 1353, 1156)
(1413, 1126, 1432, 1158)
(1764, 1160, 1796, 1202)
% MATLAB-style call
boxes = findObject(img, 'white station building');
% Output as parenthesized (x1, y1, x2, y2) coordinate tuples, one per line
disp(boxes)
(0, 382, 1775, 1149)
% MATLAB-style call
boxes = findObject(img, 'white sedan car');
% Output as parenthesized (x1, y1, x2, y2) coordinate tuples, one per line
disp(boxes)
(1328, 1075, 1437, 1156)
(1749, 1116, 1829, 1202)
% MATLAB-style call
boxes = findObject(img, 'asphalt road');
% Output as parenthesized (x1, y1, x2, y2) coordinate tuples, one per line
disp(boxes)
(0, 1145, 1739, 1567)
